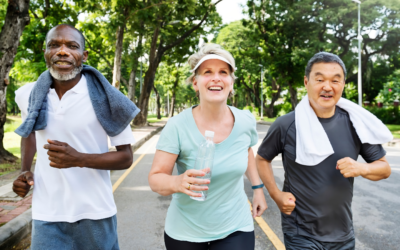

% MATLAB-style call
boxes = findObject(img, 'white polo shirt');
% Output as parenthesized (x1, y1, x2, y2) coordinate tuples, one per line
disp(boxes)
(15, 75, 135, 222)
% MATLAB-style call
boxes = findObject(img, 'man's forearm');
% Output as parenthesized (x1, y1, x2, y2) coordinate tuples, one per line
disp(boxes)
(21, 133, 36, 172)
(360, 157, 391, 181)
(256, 154, 281, 198)
(78, 149, 133, 170)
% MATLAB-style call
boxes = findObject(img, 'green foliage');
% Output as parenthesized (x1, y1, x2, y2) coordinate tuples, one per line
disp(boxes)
(274, 102, 293, 117)
(386, 124, 400, 138)
(375, 70, 400, 104)
(4, 118, 21, 133)
(344, 82, 358, 103)
(3, 0, 400, 120)
(0, 0, 6, 30)
(365, 106, 400, 125)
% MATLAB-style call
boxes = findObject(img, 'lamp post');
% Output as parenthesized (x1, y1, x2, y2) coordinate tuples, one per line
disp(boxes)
(258, 64, 264, 120)
(167, 91, 170, 116)
(352, 0, 362, 106)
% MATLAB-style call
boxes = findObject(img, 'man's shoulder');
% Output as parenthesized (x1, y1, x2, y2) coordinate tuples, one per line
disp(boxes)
(15, 82, 36, 95)
(15, 82, 36, 105)
(273, 111, 296, 129)
(335, 106, 350, 117)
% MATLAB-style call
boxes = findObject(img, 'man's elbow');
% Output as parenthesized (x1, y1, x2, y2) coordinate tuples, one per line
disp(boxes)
(120, 152, 133, 170)
(382, 165, 391, 179)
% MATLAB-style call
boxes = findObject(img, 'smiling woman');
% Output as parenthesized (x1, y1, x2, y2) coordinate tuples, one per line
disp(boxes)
(148, 43, 267, 250)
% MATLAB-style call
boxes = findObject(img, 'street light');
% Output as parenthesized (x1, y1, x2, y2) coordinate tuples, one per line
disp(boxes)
(258, 64, 264, 120)
(352, 0, 362, 106)
(167, 91, 170, 115)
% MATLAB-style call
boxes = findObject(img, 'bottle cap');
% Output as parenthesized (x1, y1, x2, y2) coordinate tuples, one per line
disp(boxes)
(205, 130, 214, 138)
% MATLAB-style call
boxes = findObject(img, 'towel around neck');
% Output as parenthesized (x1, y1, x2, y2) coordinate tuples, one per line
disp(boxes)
(294, 95, 392, 166)
(15, 65, 140, 138)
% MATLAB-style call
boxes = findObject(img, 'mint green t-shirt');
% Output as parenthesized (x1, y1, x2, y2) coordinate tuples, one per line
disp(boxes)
(156, 105, 258, 242)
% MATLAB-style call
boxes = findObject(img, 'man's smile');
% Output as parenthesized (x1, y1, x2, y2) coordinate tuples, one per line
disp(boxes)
(51, 60, 75, 70)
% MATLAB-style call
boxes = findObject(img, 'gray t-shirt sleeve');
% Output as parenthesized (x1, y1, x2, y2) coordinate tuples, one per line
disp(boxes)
(359, 143, 386, 163)
(257, 118, 284, 161)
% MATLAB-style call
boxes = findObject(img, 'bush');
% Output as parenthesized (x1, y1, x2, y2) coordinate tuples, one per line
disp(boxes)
(243, 106, 259, 116)
(243, 106, 253, 113)
(273, 102, 293, 117)
(375, 70, 400, 105)
(365, 106, 400, 125)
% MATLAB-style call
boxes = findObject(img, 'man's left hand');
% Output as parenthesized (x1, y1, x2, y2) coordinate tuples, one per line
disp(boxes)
(336, 157, 365, 178)
(44, 139, 83, 169)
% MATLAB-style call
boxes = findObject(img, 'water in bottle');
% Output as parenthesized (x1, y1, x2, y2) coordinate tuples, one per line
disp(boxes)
(191, 130, 215, 201)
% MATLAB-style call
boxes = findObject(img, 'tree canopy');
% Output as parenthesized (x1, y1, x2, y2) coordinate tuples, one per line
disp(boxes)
(1, 0, 400, 162)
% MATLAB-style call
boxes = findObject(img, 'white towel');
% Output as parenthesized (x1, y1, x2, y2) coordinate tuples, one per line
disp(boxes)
(295, 95, 393, 166)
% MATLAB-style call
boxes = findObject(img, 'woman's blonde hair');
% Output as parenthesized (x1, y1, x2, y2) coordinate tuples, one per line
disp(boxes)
(186, 43, 236, 97)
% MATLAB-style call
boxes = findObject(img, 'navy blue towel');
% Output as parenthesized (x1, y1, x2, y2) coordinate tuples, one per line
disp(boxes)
(15, 65, 140, 138)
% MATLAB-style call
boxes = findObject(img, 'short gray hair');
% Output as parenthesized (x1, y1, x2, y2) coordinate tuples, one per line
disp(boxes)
(305, 52, 347, 79)
(186, 43, 236, 84)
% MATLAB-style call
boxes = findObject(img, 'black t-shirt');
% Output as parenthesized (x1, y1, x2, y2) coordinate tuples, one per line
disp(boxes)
(258, 107, 386, 242)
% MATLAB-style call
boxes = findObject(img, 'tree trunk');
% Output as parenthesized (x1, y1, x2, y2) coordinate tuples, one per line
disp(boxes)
(127, 69, 136, 102)
(153, 86, 161, 119)
(128, 24, 144, 103)
(133, 3, 219, 126)
(0, 0, 30, 163)
(133, 24, 161, 126)
(112, 8, 129, 89)
(169, 71, 180, 118)
(265, 79, 282, 118)
(288, 84, 298, 110)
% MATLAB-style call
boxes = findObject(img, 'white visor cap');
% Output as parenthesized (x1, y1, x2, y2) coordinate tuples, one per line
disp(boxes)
(190, 54, 236, 73)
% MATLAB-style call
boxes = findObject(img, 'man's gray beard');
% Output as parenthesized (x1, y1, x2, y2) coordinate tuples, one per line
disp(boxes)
(49, 65, 83, 81)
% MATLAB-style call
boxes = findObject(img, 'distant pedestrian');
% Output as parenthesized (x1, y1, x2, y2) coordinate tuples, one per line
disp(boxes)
(12, 24, 139, 250)
(149, 43, 267, 250)
(256, 52, 392, 250)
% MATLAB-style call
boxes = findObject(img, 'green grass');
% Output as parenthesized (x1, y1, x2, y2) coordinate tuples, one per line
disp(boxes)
(5, 116, 22, 133)
(386, 124, 400, 139)
(1, 116, 23, 176)
(147, 114, 168, 124)
(0, 159, 22, 175)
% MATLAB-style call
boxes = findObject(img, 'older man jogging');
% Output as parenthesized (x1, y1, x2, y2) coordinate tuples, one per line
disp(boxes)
(256, 52, 392, 249)
(12, 24, 139, 250)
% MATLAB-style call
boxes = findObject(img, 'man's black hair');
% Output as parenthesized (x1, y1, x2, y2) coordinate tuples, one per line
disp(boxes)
(45, 24, 86, 50)
(305, 52, 347, 79)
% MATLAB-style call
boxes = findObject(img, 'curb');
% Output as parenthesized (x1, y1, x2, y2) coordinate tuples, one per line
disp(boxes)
(0, 125, 164, 249)
(257, 121, 273, 126)
(383, 141, 400, 148)
(0, 208, 32, 250)
(130, 126, 164, 152)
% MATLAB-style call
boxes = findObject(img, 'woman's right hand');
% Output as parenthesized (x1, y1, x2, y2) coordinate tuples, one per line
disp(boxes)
(174, 169, 211, 197)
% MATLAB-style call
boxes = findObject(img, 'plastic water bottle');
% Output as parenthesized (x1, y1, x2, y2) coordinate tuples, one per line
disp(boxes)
(191, 130, 215, 201)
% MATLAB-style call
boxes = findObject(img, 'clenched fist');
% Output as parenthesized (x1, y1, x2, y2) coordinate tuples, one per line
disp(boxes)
(13, 171, 34, 197)
(273, 191, 296, 215)
(337, 157, 365, 178)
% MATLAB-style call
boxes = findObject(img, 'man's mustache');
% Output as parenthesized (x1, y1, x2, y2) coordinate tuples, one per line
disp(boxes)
(320, 91, 334, 95)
